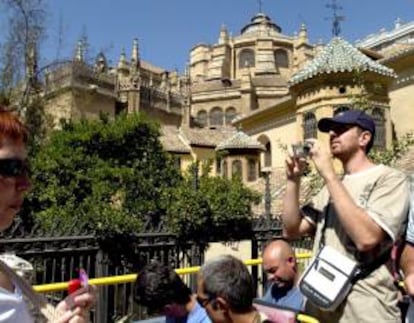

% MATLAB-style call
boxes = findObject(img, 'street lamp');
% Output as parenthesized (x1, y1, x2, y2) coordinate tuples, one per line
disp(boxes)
(261, 168, 272, 226)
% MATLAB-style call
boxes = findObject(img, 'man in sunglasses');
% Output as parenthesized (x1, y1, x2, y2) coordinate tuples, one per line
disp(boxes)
(282, 109, 410, 322)
(0, 106, 96, 322)
(134, 260, 210, 323)
(197, 255, 268, 323)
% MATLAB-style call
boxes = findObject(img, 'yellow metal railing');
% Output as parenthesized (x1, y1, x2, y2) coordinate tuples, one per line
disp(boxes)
(33, 252, 318, 323)
(33, 252, 313, 293)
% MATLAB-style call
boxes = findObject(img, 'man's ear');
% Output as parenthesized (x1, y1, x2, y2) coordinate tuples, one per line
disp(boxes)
(287, 256, 297, 272)
(215, 297, 229, 311)
(359, 130, 372, 149)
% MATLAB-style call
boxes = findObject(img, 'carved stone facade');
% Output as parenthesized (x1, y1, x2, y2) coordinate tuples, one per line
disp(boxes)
(189, 13, 314, 129)
(43, 38, 187, 129)
(41, 12, 414, 196)
(187, 12, 414, 176)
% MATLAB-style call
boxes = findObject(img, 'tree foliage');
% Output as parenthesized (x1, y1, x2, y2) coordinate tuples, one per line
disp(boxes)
(22, 113, 181, 235)
(21, 113, 261, 242)
(0, 0, 46, 103)
(0, 0, 51, 154)
(166, 163, 261, 243)
(370, 132, 414, 166)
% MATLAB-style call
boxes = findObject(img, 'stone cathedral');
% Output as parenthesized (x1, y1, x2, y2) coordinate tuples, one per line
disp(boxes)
(42, 11, 414, 212)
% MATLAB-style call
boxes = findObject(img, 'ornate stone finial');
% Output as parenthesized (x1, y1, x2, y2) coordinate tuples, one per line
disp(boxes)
(394, 17, 402, 29)
(117, 48, 127, 70)
(325, 0, 345, 37)
(94, 52, 107, 73)
(298, 23, 308, 42)
(74, 40, 84, 62)
(219, 24, 229, 44)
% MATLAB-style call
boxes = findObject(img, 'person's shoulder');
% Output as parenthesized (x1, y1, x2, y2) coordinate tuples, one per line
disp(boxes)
(188, 302, 211, 323)
(372, 164, 409, 184)
(378, 164, 407, 177)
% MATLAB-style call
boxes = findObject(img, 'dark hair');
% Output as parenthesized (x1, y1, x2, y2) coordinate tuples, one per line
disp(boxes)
(0, 105, 28, 145)
(134, 260, 192, 312)
(199, 255, 255, 313)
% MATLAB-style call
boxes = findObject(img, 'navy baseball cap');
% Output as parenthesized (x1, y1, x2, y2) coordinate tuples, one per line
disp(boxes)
(318, 109, 375, 136)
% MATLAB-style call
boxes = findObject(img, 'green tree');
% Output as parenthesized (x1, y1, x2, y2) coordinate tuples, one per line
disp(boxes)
(166, 162, 261, 243)
(23, 112, 181, 236)
(0, 0, 53, 154)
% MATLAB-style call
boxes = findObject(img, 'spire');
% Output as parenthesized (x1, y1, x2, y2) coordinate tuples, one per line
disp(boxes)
(131, 38, 140, 67)
(74, 40, 84, 62)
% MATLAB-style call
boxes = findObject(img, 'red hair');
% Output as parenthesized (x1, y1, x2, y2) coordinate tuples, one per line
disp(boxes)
(0, 105, 28, 145)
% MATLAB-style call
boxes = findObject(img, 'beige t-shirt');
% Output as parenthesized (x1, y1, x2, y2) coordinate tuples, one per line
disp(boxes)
(302, 164, 410, 323)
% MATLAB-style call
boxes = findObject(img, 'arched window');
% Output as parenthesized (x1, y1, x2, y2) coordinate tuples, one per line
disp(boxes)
(238, 49, 255, 69)
(232, 160, 243, 178)
(225, 107, 237, 125)
(173, 156, 181, 170)
(274, 49, 289, 68)
(334, 105, 350, 115)
(264, 142, 271, 167)
(247, 159, 257, 182)
(210, 107, 224, 126)
(303, 112, 317, 139)
(222, 160, 228, 178)
(258, 135, 272, 168)
(216, 157, 221, 175)
(197, 110, 207, 127)
(372, 108, 385, 149)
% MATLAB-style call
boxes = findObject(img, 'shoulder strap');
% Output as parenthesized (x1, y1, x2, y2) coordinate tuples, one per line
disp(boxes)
(0, 259, 56, 322)
(320, 177, 390, 280)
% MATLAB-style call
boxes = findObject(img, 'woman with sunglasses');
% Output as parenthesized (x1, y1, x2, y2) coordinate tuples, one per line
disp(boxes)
(0, 106, 96, 322)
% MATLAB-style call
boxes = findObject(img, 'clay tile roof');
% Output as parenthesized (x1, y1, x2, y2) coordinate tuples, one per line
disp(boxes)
(160, 125, 191, 153)
(180, 126, 237, 147)
(216, 130, 265, 151)
(289, 37, 397, 86)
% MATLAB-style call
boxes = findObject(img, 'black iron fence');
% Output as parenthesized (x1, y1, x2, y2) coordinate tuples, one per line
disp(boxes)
(0, 215, 311, 322)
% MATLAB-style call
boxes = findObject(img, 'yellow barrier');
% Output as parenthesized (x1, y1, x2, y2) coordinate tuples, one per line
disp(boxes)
(297, 313, 320, 323)
(33, 252, 313, 293)
(33, 252, 318, 322)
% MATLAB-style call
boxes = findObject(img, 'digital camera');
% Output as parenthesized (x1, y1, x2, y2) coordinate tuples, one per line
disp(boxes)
(291, 142, 312, 158)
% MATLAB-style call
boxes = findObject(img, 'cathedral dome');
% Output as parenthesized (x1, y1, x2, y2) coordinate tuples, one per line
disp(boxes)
(240, 13, 282, 37)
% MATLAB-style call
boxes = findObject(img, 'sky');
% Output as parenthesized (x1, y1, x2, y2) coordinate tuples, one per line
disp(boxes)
(4, 0, 414, 73)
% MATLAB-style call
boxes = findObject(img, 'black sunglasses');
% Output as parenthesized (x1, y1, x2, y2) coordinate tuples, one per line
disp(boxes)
(330, 124, 356, 135)
(196, 294, 216, 308)
(0, 158, 30, 177)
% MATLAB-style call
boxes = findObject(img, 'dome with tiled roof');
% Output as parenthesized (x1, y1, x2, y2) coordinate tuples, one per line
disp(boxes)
(289, 37, 397, 86)
(216, 130, 265, 151)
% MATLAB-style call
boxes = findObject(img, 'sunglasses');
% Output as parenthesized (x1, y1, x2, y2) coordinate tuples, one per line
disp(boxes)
(330, 124, 356, 135)
(0, 158, 30, 177)
(196, 294, 216, 308)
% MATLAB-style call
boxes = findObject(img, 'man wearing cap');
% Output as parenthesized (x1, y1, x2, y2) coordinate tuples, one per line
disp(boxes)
(282, 109, 410, 322)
